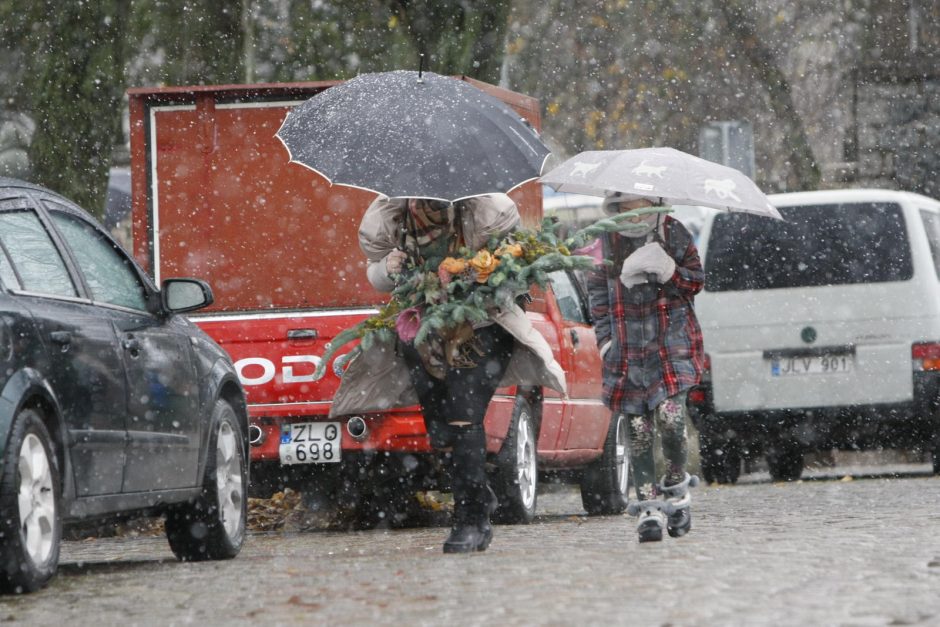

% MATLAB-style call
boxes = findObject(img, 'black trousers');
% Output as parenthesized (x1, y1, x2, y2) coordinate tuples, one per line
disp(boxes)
(400, 324, 514, 523)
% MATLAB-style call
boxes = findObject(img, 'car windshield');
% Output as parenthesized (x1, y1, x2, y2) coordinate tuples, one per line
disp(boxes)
(704, 202, 912, 291)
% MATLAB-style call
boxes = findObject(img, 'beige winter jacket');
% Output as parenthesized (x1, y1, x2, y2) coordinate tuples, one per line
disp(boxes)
(329, 194, 567, 417)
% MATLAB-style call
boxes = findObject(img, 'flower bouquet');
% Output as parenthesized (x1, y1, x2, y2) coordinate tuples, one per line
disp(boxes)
(312, 206, 669, 381)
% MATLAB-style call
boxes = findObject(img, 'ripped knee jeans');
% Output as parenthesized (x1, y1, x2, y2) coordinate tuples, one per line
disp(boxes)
(399, 324, 514, 448)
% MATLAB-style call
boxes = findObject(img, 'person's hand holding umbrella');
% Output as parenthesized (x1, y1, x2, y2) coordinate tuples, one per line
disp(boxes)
(385, 248, 408, 277)
(619, 252, 649, 288)
(619, 242, 677, 288)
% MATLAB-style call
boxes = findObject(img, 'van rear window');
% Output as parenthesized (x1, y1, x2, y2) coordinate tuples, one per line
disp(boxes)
(704, 202, 912, 291)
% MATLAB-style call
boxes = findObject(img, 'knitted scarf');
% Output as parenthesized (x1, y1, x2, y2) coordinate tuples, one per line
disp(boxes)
(403, 199, 464, 263)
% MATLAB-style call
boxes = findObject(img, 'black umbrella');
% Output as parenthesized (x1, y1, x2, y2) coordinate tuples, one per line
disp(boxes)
(276, 70, 551, 202)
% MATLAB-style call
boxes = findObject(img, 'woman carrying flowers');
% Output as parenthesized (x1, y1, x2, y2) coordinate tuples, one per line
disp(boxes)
(330, 193, 567, 553)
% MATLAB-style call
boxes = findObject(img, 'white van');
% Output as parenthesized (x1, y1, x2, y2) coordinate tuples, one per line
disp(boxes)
(689, 189, 940, 482)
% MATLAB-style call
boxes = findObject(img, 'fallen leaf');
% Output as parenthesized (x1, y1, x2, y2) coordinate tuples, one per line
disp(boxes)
(287, 596, 322, 609)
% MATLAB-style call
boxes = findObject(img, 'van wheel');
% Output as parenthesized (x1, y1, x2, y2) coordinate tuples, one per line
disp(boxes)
(491, 397, 538, 524)
(766, 440, 804, 482)
(166, 400, 247, 561)
(580, 413, 630, 515)
(0, 408, 62, 594)
(699, 428, 741, 484)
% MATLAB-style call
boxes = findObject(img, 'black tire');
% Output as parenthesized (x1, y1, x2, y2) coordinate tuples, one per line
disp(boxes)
(491, 396, 538, 524)
(0, 408, 62, 594)
(766, 440, 804, 482)
(166, 400, 247, 561)
(699, 428, 741, 485)
(580, 412, 630, 515)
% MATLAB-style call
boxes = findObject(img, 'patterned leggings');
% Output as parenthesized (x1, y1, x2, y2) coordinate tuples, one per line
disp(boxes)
(625, 391, 689, 500)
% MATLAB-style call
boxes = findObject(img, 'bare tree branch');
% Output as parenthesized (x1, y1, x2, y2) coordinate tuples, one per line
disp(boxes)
(715, 0, 820, 190)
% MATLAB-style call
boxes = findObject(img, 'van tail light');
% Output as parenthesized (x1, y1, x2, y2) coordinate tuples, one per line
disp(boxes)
(688, 387, 707, 405)
(912, 342, 940, 371)
(688, 353, 711, 407)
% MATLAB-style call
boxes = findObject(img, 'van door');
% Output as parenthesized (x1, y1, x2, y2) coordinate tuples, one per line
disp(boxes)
(699, 201, 920, 412)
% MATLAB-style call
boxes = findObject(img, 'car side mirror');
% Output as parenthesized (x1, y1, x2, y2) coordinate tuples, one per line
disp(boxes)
(161, 278, 214, 313)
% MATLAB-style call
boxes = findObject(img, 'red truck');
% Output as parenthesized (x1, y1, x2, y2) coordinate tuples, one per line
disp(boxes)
(127, 79, 626, 527)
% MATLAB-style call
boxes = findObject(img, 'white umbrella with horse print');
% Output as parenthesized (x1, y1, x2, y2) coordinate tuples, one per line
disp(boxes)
(540, 147, 782, 219)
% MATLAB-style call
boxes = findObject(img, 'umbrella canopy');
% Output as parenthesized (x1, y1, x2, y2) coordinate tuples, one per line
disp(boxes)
(276, 70, 551, 202)
(540, 147, 782, 219)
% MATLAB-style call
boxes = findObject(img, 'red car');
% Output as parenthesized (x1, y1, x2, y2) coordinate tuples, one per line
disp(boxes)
(128, 80, 627, 527)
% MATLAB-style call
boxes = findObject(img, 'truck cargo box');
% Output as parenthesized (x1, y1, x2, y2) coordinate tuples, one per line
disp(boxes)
(129, 78, 617, 525)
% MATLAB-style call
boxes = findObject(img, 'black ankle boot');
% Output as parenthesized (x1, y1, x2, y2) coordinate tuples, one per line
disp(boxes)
(443, 522, 493, 553)
(443, 484, 496, 553)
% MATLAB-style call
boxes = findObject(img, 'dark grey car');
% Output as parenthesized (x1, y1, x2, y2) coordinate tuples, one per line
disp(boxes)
(0, 178, 249, 593)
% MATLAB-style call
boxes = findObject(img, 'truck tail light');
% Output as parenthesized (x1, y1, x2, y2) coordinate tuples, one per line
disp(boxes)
(912, 342, 940, 371)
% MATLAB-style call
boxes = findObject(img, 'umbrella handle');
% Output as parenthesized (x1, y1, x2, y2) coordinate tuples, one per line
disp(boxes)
(399, 205, 409, 250)
(646, 215, 665, 284)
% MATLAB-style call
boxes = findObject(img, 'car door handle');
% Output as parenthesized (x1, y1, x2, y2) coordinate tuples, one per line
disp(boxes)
(50, 331, 71, 345)
(570, 329, 580, 347)
(287, 329, 318, 340)
(122, 338, 141, 353)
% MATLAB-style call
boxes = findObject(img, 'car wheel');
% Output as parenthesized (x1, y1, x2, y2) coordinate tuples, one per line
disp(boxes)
(699, 427, 741, 485)
(166, 400, 247, 561)
(0, 408, 62, 593)
(766, 439, 804, 482)
(491, 396, 538, 524)
(579, 412, 630, 515)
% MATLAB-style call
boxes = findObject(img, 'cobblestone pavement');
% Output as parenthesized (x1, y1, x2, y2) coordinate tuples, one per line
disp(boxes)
(3, 463, 940, 626)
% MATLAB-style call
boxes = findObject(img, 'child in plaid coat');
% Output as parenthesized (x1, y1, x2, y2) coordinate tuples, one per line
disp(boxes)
(587, 194, 705, 542)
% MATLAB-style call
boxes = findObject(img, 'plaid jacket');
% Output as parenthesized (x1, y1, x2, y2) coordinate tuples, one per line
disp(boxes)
(587, 216, 705, 414)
